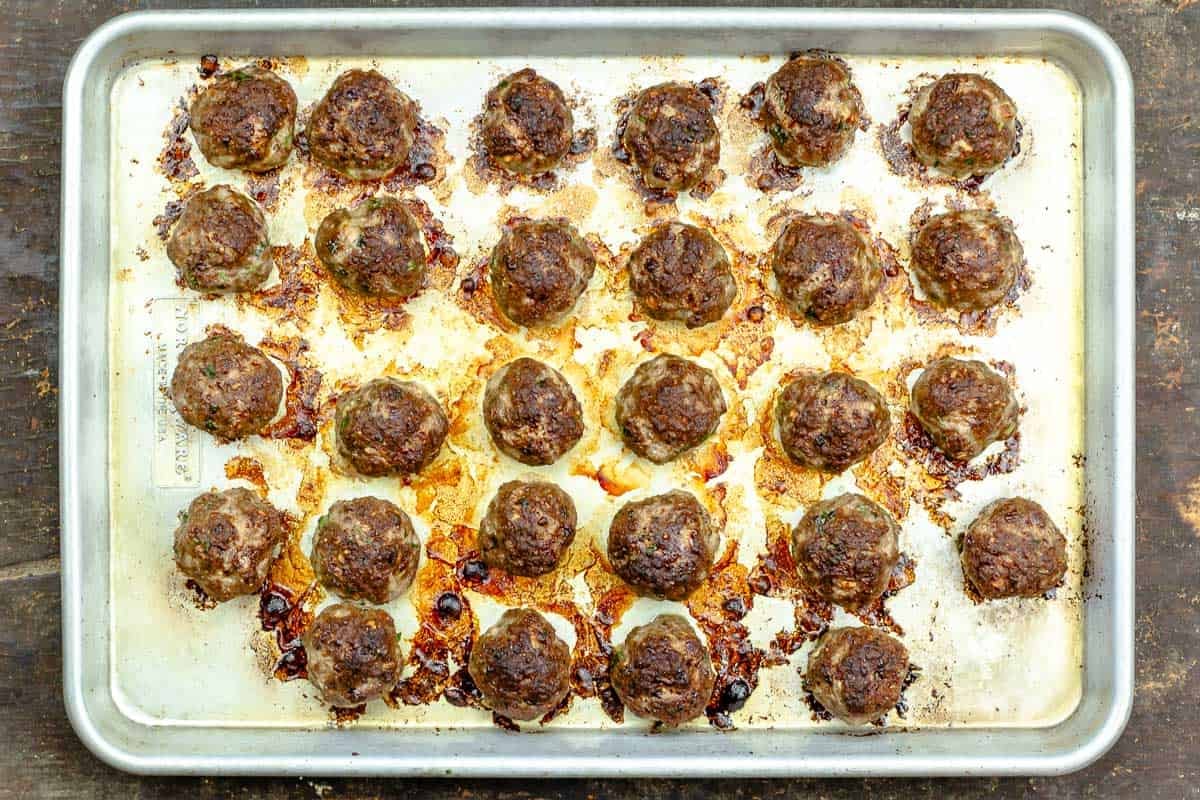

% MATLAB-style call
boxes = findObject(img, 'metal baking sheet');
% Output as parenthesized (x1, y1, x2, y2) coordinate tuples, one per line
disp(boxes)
(61, 8, 1134, 777)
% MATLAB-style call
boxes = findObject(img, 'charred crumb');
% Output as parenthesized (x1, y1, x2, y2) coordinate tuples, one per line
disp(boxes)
(492, 712, 520, 732)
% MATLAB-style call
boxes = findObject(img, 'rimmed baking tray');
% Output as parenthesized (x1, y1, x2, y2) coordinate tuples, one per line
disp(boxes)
(61, 7, 1134, 777)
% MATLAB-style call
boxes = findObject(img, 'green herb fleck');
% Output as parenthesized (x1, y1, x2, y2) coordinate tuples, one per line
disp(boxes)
(202, 364, 217, 379)
(769, 125, 789, 145)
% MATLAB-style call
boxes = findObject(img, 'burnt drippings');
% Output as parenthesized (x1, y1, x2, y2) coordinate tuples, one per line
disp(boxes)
(894, 663, 923, 720)
(152, 197, 187, 242)
(749, 147, 805, 194)
(244, 170, 282, 212)
(390, 525, 478, 708)
(684, 544, 766, 730)
(896, 412, 1021, 490)
(563, 587, 632, 725)
(384, 116, 446, 191)
(332, 703, 367, 726)
(740, 81, 767, 118)
(403, 197, 459, 289)
(258, 334, 321, 442)
(246, 244, 320, 326)
(198, 54, 219, 78)
(183, 578, 218, 610)
(158, 100, 198, 182)
(258, 582, 314, 681)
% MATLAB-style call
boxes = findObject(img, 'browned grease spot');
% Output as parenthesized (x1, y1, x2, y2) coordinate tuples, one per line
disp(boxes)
(896, 412, 1021, 492)
(258, 334, 322, 443)
(152, 198, 187, 242)
(224, 455, 268, 496)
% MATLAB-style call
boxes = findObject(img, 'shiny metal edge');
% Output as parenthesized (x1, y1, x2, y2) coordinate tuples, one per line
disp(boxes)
(59, 7, 1135, 777)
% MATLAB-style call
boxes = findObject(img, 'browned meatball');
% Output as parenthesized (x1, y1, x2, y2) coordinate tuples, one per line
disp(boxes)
(311, 497, 420, 604)
(771, 215, 881, 325)
(336, 378, 448, 478)
(791, 493, 900, 610)
(608, 490, 718, 600)
(490, 219, 595, 327)
(616, 354, 726, 464)
(610, 614, 715, 726)
(806, 626, 909, 725)
(910, 73, 1018, 179)
(627, 222, 736, 328)
(303, 603, 401, 707)
(621, 82, 720, 192)
(961, 497, 1067, 599)
(189, 65, 297, 172)
(167, 185, 271, 293)
(776, 372, 890, 473)
(482, 68, 574, 175)
(479, 480, 577, 578)
(468, 608, 572, 721)
(482, 358, 583, 466)
(910, 210, 1023, 311)
(910, 357, 1018, 462)
(761, 54, 864, 167)
(315, 197, 426, 299)
(306, 69, 416, 180)
(170, 334, 283, 442)
(173, 487, 285, 601)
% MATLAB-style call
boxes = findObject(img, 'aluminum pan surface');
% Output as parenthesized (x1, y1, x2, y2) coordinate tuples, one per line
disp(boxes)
(63, 6, 1132, 777)
(108, 52, 1083, 731)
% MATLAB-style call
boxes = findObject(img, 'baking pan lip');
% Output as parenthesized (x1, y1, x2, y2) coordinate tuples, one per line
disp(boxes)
(59, 6, 1135, 777)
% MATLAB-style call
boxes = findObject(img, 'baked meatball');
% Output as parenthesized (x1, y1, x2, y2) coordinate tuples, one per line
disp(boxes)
(910, 357, 1018, 462)
(627, 222, 736, 328)
(479, 480, 577, 578)
(776, 372, 890, 473)
(468, 608, 572, 721)
(791, 493, 900, 610)
(311, 497, 421, 604)
(621, 82, 720, 192)
(771, 215, 881, 325)
(173, 487, 285, 601)
(303, 603, 401, 707)
(615, 354, 726, 464)
(483, 358, 583, 466)
(306, 69, 417, 180)
(805, 626, 909, 725)
(761, 54, 864, 167)
(167, 185, 271, 293)
(315, 197, 426, 299)
(910, 210, 1023, 311)
(910, 73, 1018, 178)
(189, 65, 297, 172)
(482, 68, 574, 175)
(336, 378, 448, 478)
(610, 614, 715, 726)
(607, 490, 718, 601)
(170, 334, 283, 442)
(961, 497, 1067, 599)
(489, 219, 595, 327)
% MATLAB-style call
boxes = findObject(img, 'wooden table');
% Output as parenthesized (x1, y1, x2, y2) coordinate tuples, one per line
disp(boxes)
(2, 0, 1194, 796)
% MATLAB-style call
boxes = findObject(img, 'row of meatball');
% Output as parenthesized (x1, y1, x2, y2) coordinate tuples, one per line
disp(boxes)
(173, 327, 1021, 478)
(167, 181, 1024, 330)
(176, 476, 1064, 725)
(188, 57, 1019, 188)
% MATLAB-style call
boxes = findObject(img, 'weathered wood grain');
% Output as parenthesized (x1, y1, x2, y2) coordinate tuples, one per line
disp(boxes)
(1, 0, 1197, 797)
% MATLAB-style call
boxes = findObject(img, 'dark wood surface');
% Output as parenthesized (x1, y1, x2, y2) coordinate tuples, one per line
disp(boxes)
(1, 0, 1195, 796)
